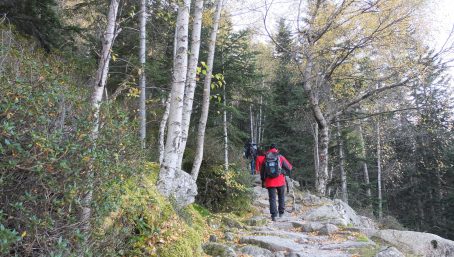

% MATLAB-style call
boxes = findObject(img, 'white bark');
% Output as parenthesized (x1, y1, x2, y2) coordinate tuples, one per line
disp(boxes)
(139, 0, 147, 149)
(191, 0, 223, 180)
(158, 0, 191, 196)
(178, 0, 205, 167)
(82, 0, 120, 233)
(313, 123, 320, 182)
(249, 104, 254, 141)
(223, 81, 229, 171)
(376, 119, 383, 220)
(258, 96, 263, 145)
(336, 117, 348, 203)
(358, 122, 372, 202)
(159, 96, 171, 165)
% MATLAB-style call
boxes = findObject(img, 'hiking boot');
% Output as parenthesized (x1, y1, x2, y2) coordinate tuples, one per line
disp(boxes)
(279, 213, 284, 218)
(271, 216, 276, 222)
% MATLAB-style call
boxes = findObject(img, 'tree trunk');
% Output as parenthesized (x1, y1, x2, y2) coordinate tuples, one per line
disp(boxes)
(158, 0, 191, 196)
(317, 123, 330, 196)
(139, 0, 147, 149)
(358, 122, 372, 205)
(223, 81, 229, 171)
(178, 0, 204, 167)
(336, 117, 348, 203)
(249, 104, 254, 141)
(313, 123, 319, 179)
(159, 96, 171, 165)
(258, 96, 263, 145)
(302, 56, 330, 196)
(82, 0, 120, 234)
(191, 0, 223, 180)
(376, 119, 383, 220)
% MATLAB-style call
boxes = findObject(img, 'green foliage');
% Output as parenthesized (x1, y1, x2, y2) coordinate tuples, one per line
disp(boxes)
(93, 163, 205, 256)
(0, 0, 79, 51)
(0, 221, 21, 255)
(0, 23, 203, 256)
(196, 165, 253, 214)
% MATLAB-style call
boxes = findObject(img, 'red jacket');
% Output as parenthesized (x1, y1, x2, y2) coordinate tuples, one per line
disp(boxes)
(258, 148, 293, 188)
(255, 155, 265, 174)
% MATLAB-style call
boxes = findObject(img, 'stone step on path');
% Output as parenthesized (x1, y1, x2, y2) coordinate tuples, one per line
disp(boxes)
(203, 180, 379, 257)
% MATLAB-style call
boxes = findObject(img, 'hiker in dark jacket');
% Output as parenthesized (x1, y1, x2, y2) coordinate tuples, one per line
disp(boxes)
(244, 140, 258, 175)
(259, 144, 293, 221)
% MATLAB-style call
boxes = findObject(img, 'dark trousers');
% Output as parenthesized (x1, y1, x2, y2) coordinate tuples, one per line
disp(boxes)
(267, 185, 285, 218)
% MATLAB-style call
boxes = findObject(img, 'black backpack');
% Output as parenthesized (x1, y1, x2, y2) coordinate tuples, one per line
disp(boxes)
(263, 152, 281, 178)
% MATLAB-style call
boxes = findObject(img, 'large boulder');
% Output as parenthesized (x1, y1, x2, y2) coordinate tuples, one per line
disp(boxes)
(373, 229, 454, 257)
(301, 199, 376, 229)
(156, 168, 197, 208)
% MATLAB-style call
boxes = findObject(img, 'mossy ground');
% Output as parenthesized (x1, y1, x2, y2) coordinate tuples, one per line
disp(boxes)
(94, 162, 213, 256)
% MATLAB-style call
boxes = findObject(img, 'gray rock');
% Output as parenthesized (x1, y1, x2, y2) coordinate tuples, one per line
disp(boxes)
(375, 246, 405, 257)
(373, 229, 454, 257)
(246, 216, 268, 226)
(274, 252, 286, 257)
(156, 168, 197, 208)
(210, 234, 218, 242)
(222, 216, 244, 229)
(319, 224, 339, 235)
(285, 252, 351, 257)
(301, 199, 375, 228)
(294, 221, 324, 232)
(239, 236, 305, 252)
(239, 245, 274, 257)
(252, 230, 308, 242)
(224, 232, 235, 241)
(202, 242, 237, 257)
(301, 193, 329, 206)
(320, 240, 376, 250)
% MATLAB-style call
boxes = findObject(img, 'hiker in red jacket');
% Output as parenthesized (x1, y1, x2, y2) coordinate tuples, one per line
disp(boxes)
(259, 144, 293, 221)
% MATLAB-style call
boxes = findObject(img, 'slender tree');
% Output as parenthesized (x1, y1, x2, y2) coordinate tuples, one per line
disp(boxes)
(191, 0, 223, 180)
(158, 0, 191, 195)
(178, 0, 205, 167)
(139, 0, 147, 148)
(82, 0, 120, 233)
(336, 117, 348, 203)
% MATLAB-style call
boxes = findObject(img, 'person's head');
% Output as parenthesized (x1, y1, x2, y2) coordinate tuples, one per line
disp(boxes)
(269, 143, 276, 150)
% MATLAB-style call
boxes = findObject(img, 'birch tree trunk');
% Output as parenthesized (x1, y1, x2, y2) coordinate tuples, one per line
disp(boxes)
(191, 0, 223, 180)
(223, 81, 229, 171)
(336, 117, 348, 203)
(177, 0, 204, 167)
(139, 0, 147, 149)
(376, 119, 383, 220)
(258, 96, 262, 145)
(249, 104, 254, 141)
(358, 122, 372, 204)
(82, 0, 120, 233)
(302, 56, 330, 196)
(157, 0, 191, 196)
(159, 96, 171, 165)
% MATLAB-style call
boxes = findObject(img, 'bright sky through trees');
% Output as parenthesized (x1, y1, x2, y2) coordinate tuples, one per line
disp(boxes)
(226, 0, 454, 84)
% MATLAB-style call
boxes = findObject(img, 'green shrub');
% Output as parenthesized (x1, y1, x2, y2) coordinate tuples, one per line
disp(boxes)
(196, 164, 253, 214)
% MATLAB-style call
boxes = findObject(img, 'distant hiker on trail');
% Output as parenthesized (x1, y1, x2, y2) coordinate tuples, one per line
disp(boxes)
(244, 139, 258, 175)
(258, 144, 293, 221)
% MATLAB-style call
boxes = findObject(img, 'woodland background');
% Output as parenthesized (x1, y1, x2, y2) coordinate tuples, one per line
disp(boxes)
(0, 0, 453, 256)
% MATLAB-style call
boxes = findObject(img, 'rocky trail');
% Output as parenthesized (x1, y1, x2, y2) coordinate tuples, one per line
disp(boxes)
(202, 175, 454, 257)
